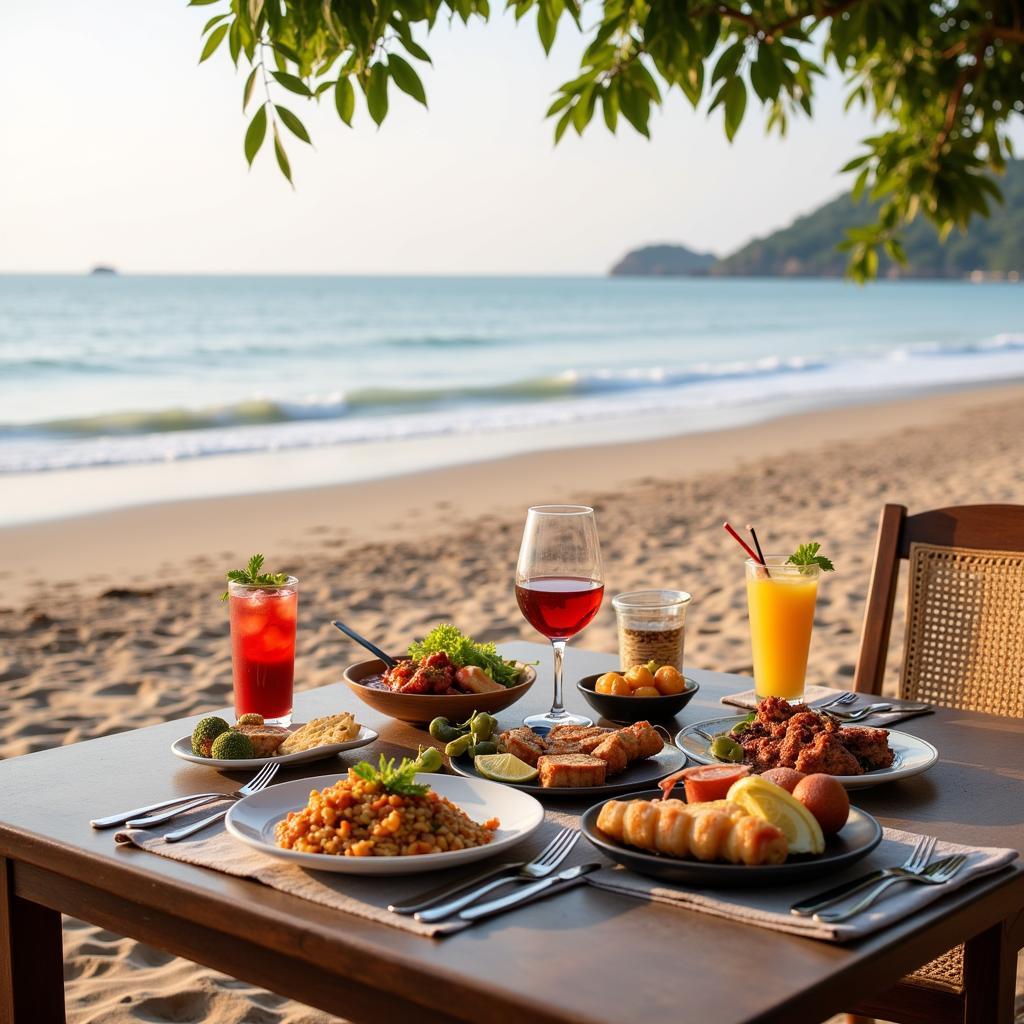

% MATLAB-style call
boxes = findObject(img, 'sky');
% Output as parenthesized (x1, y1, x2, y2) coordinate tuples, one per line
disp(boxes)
(0, 2, 882, 274)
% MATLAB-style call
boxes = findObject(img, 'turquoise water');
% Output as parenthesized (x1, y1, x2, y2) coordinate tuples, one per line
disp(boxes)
(2, 274, 1022, 476)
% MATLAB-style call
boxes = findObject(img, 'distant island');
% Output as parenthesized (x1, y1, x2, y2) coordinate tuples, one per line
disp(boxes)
(89, 265, 118, 276)
(612, 160, 1023, 280)
(610, 243, 716, 276)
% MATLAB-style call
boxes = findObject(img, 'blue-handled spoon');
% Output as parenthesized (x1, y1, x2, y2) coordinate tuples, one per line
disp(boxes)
(332, 620, 398, 669)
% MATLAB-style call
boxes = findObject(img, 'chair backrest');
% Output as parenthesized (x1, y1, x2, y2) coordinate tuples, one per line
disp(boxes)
(854, 504, 1024, 717)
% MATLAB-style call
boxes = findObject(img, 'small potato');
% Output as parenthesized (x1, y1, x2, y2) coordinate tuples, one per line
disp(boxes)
(633, 686, 661, 698)
(654, 666, 686, 695)
(624, 665, 655, 690)
(455, 666, 502, 694)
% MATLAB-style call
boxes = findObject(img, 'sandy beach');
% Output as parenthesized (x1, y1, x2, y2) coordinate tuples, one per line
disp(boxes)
(3, 381, 1024, 1024)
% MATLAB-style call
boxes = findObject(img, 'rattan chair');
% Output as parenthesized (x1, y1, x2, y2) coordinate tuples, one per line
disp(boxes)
(846, 503, 1024, 1024)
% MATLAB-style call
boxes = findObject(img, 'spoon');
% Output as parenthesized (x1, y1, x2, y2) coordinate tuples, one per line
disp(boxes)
(332, 620, 398, 668)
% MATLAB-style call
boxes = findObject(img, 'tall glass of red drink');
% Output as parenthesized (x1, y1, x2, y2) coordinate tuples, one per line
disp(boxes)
(228, 576, 298, 727)
(516, 505, 603, 728)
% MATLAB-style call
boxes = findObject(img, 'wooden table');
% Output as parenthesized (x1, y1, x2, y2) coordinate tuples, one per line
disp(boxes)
(1, 642, 1022, 1024)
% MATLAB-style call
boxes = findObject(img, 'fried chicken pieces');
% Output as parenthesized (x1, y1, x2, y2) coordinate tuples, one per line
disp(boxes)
(737, 697, 894, 776)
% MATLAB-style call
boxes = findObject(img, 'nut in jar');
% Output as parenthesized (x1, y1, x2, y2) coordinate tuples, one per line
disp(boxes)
(612, 590, 692, 672)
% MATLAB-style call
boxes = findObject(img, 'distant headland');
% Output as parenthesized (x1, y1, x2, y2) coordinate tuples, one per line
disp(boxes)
(612, 161, 1023, 280)
(89, 265, 118, 276)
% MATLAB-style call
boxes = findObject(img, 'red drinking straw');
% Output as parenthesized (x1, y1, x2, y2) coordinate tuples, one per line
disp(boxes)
(723, 521, 764, 565)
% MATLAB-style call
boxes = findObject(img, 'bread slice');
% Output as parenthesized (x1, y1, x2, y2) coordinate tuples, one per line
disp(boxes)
(278, 713, 359, 755)
(537, 753, 607, 788)
(235, 724, 288, 757)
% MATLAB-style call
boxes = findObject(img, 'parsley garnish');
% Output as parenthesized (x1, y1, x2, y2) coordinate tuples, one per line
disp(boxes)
(787, 542, 836, 573)
(350, 755, 430, 796)
(408, 623, 525, 687)
(221, 553, 290, 600)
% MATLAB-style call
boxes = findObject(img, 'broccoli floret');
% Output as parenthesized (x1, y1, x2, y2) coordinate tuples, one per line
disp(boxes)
(191, 716, 230, 757)
(236, 713, 264, 727)
(211, 730, 255, 760)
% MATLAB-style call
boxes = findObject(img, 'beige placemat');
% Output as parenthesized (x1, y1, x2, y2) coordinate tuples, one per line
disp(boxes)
(721, 686, 933, 726)
(114, 801, 1014, 944)
(115, 803, 587, 938)
(586, 828, 1016, 942)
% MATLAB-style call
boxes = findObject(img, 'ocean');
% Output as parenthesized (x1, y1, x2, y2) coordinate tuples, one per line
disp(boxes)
(3, 274, 1023, 523)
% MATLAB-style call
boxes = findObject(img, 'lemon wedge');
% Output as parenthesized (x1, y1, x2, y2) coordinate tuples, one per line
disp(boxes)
(474, 752, 539, 784)
(726, 775, 825, 855)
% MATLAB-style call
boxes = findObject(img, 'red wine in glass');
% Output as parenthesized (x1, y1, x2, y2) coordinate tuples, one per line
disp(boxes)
(516, 505, 603, 728)
(515, 577, 604, 640)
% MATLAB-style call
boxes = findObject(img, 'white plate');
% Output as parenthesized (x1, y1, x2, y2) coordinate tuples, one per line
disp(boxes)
(225, 772, 544, 875)
(675, 714, 939, 790)
(171, 725, 378, 770)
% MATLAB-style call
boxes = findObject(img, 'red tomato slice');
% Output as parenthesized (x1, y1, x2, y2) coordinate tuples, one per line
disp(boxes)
(681, 764, 750, 804)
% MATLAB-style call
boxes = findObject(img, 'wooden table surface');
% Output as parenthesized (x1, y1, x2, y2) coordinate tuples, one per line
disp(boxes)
(1, 641, 1022, 1024)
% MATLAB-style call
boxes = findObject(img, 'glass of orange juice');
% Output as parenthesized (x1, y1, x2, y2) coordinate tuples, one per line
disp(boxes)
(745, 557, 821, 702)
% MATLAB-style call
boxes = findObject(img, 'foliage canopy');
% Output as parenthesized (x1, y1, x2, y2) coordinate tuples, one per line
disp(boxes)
(191, 0, 1024, 280)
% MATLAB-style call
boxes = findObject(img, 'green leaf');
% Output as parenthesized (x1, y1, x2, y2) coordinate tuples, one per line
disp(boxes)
(403, 39, 432, 63)
(787, 542, 835, 572)
(275, 104, 311, 144)
(388, 53, 427, 107)
(711, 41, 744, 86)
(723, 77, 746, 141)
(244, 104, 267, 166)
(601, 84, 619, 131)
(202, 13, 229, 34)
(271, 71, 313, 97)
(335, 76, 355, 126)
(554, 107, 573, 143)
(749, 47, 780, 103)
(273, 126, 293, 184)
(199, 23, 229, 63)
(242, 66, 259, 112)
(537, 3, 557, 54)
(367, 63, 389, 126)
(188, 0, 220, 6)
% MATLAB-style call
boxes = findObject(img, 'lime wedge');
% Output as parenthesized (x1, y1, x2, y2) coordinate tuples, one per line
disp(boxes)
(474, 752, 539, 784)
(727, 776, 825, 855)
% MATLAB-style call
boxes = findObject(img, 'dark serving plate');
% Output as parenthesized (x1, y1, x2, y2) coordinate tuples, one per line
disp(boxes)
(576, 673, 700, 724)
(448, 724, 687, 798)
(581, 787, 883, 886)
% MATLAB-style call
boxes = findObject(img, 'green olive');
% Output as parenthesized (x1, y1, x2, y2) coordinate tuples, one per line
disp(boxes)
(471, 713, 498, 740)
(444, 734, 473, 758)
(416, 746, 443, 773)
(710, 735, 745, 763)
(429, 717, 464, 743)
(730, 721, 751, 736)
(472, 740, 498, 756)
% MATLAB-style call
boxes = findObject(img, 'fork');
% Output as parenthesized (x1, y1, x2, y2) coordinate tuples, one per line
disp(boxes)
(791, 834, 937, 916)
(817, 692, 857, 711)
(161, 763, 279, 843)
(828, 702, 895, 721)
(814, 854, 968, 923)
(125, 763, 280, 828)
(413, 827, 580, 922)
(91, 790, 229, 830)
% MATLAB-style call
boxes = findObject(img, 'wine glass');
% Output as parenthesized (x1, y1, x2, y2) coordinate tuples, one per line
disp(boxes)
(515, 505, 604, 728)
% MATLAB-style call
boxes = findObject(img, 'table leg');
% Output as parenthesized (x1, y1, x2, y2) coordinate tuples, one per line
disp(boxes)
(963, 917, 1017, 1024)
(1, 857, 66, 1024)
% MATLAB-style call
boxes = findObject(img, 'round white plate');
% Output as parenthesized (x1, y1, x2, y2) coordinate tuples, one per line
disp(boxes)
(225, 772, 544, 875)
(171, 725, 377, 770)
(675, 714, 939, 790)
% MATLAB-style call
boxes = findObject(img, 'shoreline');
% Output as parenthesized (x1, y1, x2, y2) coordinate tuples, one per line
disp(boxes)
(4, 380, 1022, 608)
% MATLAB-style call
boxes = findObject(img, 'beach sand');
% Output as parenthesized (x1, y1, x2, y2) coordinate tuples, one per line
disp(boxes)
(2, 382, 1023, 1024)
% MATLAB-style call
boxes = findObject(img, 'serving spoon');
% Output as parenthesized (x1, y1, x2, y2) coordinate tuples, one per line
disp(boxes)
(332, 619, 397, 668)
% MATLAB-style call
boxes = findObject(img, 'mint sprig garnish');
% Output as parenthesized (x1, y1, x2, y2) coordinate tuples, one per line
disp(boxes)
(350, 755, 429, 796)
(787, 542, 835, 573)
(221, 553, 290, 600)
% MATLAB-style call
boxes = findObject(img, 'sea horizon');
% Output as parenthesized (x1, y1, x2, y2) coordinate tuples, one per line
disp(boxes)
(5, 274, 1023, 525)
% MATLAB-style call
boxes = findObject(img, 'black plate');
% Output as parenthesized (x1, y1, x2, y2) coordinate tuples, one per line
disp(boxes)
(449, 726, 686, 798)
(581, 788, 883, 886)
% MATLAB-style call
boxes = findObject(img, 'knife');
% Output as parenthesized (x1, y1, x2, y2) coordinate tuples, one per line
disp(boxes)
(790, 869, 889, 916)
(389, 861, 525, 915)
(432, 863, 600, 934)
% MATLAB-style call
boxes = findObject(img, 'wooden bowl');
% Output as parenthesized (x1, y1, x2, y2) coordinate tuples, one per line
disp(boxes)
(342, 658, 537, 725)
